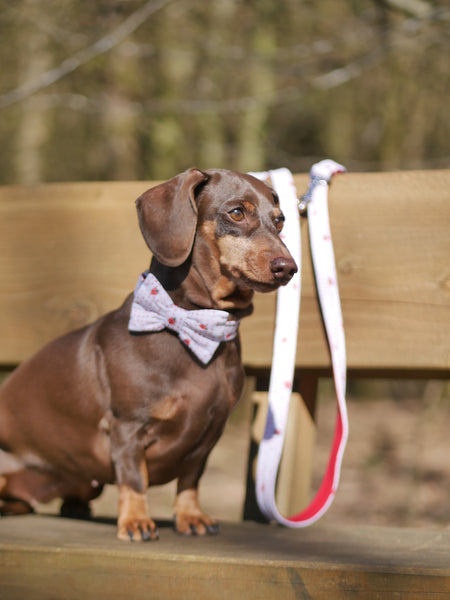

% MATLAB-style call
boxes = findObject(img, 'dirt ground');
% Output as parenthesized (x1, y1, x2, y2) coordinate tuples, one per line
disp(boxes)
(37, 378, 449, 530)
(311, 379, 450, 529)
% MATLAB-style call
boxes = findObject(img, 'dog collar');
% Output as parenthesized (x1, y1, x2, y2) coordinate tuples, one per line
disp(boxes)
(128, 272, 240, 364)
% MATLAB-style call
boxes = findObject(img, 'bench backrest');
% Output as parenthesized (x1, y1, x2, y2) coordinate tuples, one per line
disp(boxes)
(1, 171, 449, 378)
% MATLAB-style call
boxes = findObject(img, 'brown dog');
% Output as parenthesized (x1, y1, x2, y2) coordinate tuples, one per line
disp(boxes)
(0, 168, 297, 540)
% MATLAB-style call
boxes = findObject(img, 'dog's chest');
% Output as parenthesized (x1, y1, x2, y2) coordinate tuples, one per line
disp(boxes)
(149, 347, 242, 432)
(140, 345, 244, 483)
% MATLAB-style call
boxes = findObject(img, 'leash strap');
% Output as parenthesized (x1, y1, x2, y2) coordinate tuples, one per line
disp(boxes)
(250, 162, 348, 526)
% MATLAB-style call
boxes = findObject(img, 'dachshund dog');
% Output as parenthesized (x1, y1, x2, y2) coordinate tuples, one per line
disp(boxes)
(0, 168, 297, 541)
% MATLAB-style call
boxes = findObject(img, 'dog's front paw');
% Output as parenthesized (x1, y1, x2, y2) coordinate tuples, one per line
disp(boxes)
(117, 516, 159, 542)
(117, 484, 158, 541)
(173, 488, 219, 536)
(174, 512, 219, 536)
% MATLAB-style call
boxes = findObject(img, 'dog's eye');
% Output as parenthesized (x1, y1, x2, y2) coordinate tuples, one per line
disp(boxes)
(274, 213, 285, 232)
(229, 207, 245, 222)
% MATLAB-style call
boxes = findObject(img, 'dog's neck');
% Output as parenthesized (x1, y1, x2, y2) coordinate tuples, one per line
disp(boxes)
(149, 258, 254, 318)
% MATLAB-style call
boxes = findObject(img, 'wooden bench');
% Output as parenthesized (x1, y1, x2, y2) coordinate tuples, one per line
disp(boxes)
(0, 171, 449, 599)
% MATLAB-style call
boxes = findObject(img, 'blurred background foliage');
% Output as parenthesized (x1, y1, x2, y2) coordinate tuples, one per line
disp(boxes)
(0, 0, 448, 185)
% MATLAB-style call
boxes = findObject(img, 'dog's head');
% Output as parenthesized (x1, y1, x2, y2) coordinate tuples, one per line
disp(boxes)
(136, 168, 297, 309)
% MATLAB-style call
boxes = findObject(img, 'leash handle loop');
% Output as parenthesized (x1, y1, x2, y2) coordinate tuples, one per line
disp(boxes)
(250, 162, 348, 527)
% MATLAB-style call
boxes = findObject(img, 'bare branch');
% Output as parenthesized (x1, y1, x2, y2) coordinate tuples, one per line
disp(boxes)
(375, 0, 434, 19)
(0, 0, 175, 109)
(312, 47, 385, 90)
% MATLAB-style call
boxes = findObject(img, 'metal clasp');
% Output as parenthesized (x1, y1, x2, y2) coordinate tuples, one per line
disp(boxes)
(298, 175, 328, 214)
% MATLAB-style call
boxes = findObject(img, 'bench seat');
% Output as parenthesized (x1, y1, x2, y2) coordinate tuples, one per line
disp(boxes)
(1, 514, 449, 599)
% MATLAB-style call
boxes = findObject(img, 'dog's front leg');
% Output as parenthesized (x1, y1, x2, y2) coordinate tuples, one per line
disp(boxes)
(174, 488, 219, 536)
(110, 421, 158, 541)
(117, 477, 158, 542)
(174, 466, 219, 536)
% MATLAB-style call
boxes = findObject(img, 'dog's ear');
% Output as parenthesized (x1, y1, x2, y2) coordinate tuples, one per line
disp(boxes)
(136, 168, 209, 267)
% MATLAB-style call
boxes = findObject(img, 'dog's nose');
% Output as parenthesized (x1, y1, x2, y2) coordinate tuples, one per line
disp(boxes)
(270, 257, 298, 283)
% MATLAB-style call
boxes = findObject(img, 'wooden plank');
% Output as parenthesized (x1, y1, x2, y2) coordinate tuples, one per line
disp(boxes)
(243, 170, 450, 373)
(0, 181, 153, 363)
(0, 171, 449, 372)
(0, 516, 449, 599)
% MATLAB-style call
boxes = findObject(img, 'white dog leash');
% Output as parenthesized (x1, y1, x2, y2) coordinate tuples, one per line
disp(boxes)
(250, 161, 348, 526)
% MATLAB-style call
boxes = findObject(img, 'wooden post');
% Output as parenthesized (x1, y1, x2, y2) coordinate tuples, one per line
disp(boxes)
(243, 375, 318, 521)
(276, 376, 318, 517)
